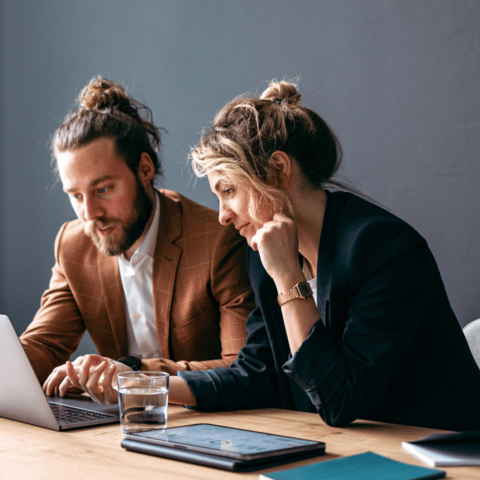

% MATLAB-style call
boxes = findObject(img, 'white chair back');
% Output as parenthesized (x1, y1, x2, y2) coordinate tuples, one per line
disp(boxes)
(463, 318, 480, 370)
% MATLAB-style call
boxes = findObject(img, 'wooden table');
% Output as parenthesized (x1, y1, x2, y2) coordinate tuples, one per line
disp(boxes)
(1, 406, 478, 479)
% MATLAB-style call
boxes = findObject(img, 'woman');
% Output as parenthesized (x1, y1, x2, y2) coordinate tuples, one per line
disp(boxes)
(174, 80, 480, 431)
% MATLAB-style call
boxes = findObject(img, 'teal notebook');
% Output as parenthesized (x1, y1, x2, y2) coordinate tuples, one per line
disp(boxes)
(259, 452, 445, 480)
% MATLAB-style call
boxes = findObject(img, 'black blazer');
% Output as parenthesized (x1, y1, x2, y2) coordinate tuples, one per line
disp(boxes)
(180, 191, 480, 431)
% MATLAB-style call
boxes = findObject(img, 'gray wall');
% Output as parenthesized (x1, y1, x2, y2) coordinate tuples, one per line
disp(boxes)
(1, 0, 479, 358)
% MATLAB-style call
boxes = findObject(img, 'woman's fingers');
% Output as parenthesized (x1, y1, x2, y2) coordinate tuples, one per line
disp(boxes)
(253, 216, 301, 283)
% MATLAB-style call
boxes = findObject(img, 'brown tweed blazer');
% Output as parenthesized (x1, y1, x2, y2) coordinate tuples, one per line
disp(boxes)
(21, 189, 254, 383)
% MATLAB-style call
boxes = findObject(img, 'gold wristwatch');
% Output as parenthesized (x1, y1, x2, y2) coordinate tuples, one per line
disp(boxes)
(277, 281, 313, 307)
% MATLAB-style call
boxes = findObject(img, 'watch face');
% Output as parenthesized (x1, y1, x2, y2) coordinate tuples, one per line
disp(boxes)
(298, 282, 313, 297)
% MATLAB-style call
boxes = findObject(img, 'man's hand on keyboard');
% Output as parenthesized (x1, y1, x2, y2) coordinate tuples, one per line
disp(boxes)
(43, 355, 90, 396)
(43, 354, 132, 404)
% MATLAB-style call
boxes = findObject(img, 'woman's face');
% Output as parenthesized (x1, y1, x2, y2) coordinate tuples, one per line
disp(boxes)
(207, 170, 272, 246)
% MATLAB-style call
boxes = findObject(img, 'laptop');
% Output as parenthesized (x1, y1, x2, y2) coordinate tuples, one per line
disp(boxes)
(0, 314, 120, 430)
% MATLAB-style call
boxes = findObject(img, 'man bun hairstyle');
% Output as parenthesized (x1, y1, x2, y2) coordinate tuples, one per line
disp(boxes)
(190, 80, 343, 224)
(53, 76, 165, 180)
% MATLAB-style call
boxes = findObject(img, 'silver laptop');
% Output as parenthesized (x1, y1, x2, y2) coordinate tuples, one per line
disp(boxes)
(0, 314, 120, 430)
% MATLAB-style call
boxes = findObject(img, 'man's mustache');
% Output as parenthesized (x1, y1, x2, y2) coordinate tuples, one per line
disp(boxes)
(85, 218, 122, 235)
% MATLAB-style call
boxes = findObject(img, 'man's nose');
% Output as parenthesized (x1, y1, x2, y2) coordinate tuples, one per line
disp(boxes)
(83, 196, 104, 222)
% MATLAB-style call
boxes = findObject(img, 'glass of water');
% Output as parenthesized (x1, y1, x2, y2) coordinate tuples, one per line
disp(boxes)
(117, 371, 169, 434)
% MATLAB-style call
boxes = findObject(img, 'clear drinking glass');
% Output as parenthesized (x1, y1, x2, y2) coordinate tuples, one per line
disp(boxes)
(117, 371, 169, 434)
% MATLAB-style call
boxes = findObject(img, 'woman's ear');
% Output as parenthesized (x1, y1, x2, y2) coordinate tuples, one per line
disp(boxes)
(269, 151, 292, 188)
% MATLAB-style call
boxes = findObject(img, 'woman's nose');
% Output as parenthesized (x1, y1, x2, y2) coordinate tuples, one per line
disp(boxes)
(218, 202, 234, 226)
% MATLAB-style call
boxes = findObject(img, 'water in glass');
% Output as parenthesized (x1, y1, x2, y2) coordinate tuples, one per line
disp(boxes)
(118, 386, 168, 433)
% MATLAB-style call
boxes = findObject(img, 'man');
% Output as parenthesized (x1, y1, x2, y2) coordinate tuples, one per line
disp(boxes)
(20, 77, 254, 396)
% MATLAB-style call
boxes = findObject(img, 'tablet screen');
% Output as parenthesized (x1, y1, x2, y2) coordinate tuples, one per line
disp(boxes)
(129, 423, 323, 460)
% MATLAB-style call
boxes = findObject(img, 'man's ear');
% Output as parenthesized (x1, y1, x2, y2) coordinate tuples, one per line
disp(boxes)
(269, 151, 292, 188)
(137, 153, 156, 185)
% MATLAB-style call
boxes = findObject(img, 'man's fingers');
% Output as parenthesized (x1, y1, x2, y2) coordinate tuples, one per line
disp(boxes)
(103, 363, 116, 386)
(66, 361, 82, 390)
(102, 364, 118, 404)
(78, 355, 92, 391)
(58, 376, 73, 397)
(71, 355, 85, 366)
(42, 378, 49, 393)
(42, 356, 110, 398)
(86, 361, 110, 404)
(43, 370, 57, 393)
(43, 367, 67, 395)
(84, 354, 107, 368)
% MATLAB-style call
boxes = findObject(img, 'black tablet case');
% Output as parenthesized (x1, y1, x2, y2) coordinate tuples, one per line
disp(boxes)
(121, 437, 325, 472)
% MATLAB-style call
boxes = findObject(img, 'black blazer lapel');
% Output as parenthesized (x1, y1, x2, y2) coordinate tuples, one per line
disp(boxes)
(317, 191, 346, 343)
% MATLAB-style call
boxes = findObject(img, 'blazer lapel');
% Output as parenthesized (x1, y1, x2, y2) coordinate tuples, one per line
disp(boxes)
(97, 253, 128, 357)
(317, 191, 338, 310)
(317, 191, 349, 343)
(152, 191, 182, 359)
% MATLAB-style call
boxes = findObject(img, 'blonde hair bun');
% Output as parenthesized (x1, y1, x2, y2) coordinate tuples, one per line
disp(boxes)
(260, 80, 302, 106)
(79, 76, 131, 112)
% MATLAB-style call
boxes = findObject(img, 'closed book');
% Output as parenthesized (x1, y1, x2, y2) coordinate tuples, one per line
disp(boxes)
(402, 431, 480, 467)
(259, 451, 445, 480)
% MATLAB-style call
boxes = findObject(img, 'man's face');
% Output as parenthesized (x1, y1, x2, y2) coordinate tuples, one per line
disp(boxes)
(57, 137, 153, 257)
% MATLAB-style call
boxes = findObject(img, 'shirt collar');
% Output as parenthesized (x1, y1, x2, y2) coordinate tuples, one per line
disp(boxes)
(137, 190, 161, 259)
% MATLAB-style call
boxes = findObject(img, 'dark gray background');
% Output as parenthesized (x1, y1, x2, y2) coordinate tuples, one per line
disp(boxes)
(1, 0, 479, 358)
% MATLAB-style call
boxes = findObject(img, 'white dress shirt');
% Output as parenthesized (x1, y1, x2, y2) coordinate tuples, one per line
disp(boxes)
(117, 192, 162, 359)
(303, 262, 318, 307)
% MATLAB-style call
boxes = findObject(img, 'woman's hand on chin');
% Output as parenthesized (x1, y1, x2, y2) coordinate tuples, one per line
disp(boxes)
(251, 212, 304, 289)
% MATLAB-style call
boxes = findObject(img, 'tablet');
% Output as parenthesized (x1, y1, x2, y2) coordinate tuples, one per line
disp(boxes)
(122, 423, 325, 471)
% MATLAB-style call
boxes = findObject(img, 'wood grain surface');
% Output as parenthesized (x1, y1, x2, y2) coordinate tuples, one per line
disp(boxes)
(1, 406, 478, 479)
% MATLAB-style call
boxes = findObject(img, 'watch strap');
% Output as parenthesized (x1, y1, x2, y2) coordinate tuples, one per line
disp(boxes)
(277, 281, 313, 307)
(117, 355, 142, 371)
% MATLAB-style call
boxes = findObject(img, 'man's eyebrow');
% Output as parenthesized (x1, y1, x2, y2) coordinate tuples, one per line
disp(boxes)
(64, 175, 117, 193)
(90, 175, 116, 188)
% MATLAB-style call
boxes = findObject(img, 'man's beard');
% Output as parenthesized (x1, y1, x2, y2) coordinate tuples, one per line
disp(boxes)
(85, 177, 154, 257)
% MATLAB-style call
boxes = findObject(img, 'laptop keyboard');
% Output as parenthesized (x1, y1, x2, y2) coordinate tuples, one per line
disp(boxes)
(49, 402, 116, 425)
